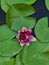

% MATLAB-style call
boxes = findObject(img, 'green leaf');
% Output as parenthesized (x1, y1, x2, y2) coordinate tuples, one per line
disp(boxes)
(6, 0, 36, 5)
(1, 0, 36, 13)
(6, 16, 36, 32)
(6, 4, 35, 32)
(6, 4, 35, 18)
(45, 0, 49, 10)
(18, 40, 49, 65)
(15, 55, 23, 65)
(0, 39, 22, 57)
(35, 17, 49, 42)
(0, 25, 16, 42)
(1, 0, 9, 12)
(22, 53, 49, 65)
(0, 57, 14, 65)
(19, 40, 49, 58)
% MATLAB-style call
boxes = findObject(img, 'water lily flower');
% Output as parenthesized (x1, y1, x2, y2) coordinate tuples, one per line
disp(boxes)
(16, 27, 36, 46)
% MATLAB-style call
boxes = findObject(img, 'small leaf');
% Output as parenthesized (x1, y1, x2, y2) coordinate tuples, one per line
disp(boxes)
(6, 17, 36, 32)
(35, 17, 49, 42)
(0, 25, 16, 42)
(1, 0, 9, 12)
(0, 39, 22, 57)
(0, 57, 14, 65)
(6, 0, 36, 5)
(45, 0, 49, 10)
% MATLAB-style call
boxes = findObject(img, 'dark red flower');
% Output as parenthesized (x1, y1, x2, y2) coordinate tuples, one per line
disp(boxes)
(16, 27, 36, 46)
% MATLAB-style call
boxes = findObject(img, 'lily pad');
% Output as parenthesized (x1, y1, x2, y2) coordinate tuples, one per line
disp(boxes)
(6, 4, 36, 32)
(22, 53, 49, 65)
(35, 17, 49, 42)
(6, 0, 36, 5)
(19, 40, 49, 57)
(0, 39, 22, 57)
(1, 0, 9, 12)
(6, 17, 36, 32)
(0, 57, 14, 65)
(1, 0, 36, 13)
(6, 4, 35, 17)
(15, 55, 23, 65)
(45, 0, 49, 10)
(0, 25, 16, 42)
(18, 40, 49, 65)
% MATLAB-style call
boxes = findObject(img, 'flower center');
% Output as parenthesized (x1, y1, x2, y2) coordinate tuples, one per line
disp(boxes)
(20, 34, 26, 40)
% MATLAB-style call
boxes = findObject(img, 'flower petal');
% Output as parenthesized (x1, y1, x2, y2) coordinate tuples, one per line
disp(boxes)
(16, 35, 18, 39)
(28, 30, 32, 33)
(26, 42, 30, 46)
(18, 30, 21, 34)
(22, 27, 27, 30)
(30, 36, 36, 41)
(20, 42, 25, 46)
(16, 34, 20, 39)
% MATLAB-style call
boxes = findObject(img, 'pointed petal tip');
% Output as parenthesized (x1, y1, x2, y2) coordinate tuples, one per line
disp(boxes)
(20, 42, 25, 46)
(31, 36, 36, 41)
(26, 43, 30, 46)
(22, 27, 27, 30)
(16, 35, 19, 39)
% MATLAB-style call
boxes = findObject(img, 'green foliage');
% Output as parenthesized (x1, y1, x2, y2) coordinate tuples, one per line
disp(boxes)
(0, 25, 16, 42)
(1, 0, 9, 12)
(0, 57, 14, 65)
(20, 51, 49, 65)
(0, 25, 22, 57)
(0, 39, 22, 57)
(15, 44, 49, 65)
(6, 17, 36, 32)
(6, 4, 35, 17)
(35, 17, 49, 42)
(45, 0, 49, 10)
(6, 0, 36, 5)
(1, 0, 49, 65)
(6, 4, 35, 32)
(1, 0, 36, 12)
(22, 53, 49, 65)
